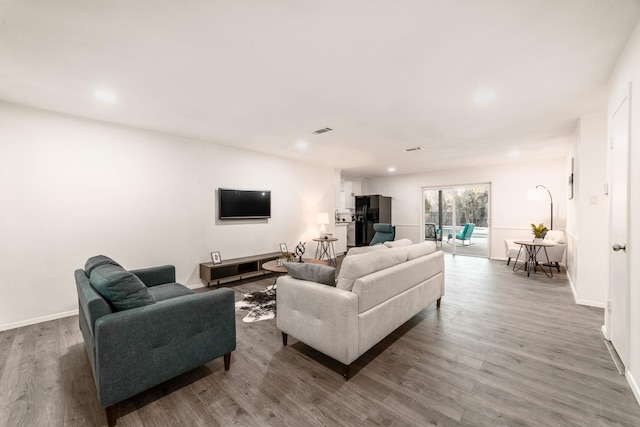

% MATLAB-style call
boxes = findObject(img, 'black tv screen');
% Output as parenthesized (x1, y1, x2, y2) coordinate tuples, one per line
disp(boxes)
(218, 188, 271, 219)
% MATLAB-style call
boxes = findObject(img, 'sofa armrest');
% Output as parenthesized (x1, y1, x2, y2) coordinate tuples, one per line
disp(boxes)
(93, 288, 235, 407)
(276, 276, 359, 365)
(130, 265, 175, 287)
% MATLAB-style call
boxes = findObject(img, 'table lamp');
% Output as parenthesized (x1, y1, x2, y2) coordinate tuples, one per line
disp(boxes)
(317, 212, 330, 238)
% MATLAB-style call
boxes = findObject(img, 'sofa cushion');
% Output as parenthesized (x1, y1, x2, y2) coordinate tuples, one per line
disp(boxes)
(89, 264, 156, 311)
(383, 239, 412, 248)
(406, 242, 437, 260)
(336, 248, 407, 291)
(85, 255, 122, 276)
(147, 283, 195, 301)
(352, 251, 444, 313)
(283, 262, 336, 286)
(346, 245, 388, 256)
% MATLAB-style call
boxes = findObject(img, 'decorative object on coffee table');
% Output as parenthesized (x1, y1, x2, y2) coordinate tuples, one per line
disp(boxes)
(211, 251, 222, 265)
(279, 243, 288, 253)
(294, 241, 306, 262)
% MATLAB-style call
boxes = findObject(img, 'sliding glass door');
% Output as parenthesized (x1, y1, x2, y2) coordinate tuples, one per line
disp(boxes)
(423, 183, 490, 257)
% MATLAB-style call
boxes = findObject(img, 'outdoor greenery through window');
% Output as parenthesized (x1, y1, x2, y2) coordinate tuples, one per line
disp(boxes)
(423, 184, 490, 257)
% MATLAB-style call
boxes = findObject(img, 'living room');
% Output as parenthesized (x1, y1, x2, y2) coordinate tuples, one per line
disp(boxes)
(2, 1, 640, 426)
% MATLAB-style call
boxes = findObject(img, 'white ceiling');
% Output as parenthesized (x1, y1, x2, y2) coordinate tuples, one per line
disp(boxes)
(1, 1, 639, 178)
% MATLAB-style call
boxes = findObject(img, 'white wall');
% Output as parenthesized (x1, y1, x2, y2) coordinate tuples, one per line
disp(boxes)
(0, 102, 337, 330)
(606, 20, 640, 404)
(360, 159, 567, 260)
(565, 112, 608, 307)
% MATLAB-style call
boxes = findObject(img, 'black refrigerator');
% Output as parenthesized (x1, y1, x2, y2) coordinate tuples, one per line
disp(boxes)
(355, 195, 392, 246)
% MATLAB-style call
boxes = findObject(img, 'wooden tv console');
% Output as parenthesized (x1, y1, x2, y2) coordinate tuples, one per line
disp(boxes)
(199, 252, 281, 287)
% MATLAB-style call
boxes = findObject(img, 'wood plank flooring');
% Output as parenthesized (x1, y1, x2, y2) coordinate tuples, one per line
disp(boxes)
(1, 255, 639, 426)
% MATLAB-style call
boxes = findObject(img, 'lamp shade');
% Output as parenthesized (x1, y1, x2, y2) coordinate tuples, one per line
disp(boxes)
(316, 212, 330, 225)
(527, 185, 553, 230)
(527, 187, 548, 201)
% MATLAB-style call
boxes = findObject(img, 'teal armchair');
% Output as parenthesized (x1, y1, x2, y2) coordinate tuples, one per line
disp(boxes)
(369, 223, 395, 245)
(75, 256, 236, 426)
(447, 223, 475, 245)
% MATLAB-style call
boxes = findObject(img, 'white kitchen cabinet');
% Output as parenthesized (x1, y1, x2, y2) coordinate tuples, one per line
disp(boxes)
(352, 180, 362, 196)
(343, 180, 362, 210)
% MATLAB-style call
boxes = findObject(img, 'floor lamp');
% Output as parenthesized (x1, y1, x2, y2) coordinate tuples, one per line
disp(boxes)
(527, 185, 553, 230)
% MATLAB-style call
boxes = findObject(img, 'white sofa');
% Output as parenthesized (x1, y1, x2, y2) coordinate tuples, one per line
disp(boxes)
(276, 240, 444, 380)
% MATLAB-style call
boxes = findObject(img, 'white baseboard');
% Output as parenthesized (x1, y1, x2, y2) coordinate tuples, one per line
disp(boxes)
(1, 282, 213, 332)
(626, 370, 640, 406)
(0, 309, 79, 332)
(567, 270, 605, 308)
(567, 271, 578, 301)
(574, 298, 605, 308)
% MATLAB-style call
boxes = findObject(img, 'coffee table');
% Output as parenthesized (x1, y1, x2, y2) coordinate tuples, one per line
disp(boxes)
(262, 258, 329, 286)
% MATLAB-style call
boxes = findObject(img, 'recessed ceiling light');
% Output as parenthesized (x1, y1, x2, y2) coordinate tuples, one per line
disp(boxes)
(295, 140, 308, 150)
(473, 88, 495, 104)
(508, 150, 521, 158)
(388, 167, 396, 173)
(93, 88, 118, 104)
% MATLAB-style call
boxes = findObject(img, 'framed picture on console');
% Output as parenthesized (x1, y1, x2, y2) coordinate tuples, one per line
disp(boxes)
(279, 243, 288, 253)
(211, 251, 222, 265)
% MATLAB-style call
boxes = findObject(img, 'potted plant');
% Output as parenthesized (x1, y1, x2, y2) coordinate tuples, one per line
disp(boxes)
(531, 223, 548, 243)
(277, 252, 294, 266)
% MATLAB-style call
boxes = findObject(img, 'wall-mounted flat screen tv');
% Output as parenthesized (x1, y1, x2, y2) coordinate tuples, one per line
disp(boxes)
(218, 188, 271, 219)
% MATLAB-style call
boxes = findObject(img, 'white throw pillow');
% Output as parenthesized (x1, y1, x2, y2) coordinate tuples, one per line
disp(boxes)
(406, 242, 437, 260)
(383, 239, 413, 248)
(336, 248, 407, 291)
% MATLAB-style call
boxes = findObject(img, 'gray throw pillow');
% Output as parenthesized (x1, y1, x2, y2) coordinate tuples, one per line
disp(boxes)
(89, 264, 156, 311)
(85, 255, 123, 276)
(283, 262, 336, 286)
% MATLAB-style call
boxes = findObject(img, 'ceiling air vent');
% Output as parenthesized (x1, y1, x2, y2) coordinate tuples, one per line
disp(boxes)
(404, 146, 422, 152)
(313, 127, 333, 135)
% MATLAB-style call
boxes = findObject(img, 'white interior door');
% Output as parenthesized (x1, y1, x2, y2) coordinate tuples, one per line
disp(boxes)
(608, 85, 631, 366)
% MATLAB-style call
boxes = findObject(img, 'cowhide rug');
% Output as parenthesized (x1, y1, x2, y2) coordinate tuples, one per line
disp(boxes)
(235, 285, 276, 322)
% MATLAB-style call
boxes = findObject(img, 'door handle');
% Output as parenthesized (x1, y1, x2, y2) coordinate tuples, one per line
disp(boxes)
(612, 243, 626, 252)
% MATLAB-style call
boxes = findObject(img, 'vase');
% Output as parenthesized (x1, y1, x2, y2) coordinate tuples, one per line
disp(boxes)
(533, 238, 544, 244)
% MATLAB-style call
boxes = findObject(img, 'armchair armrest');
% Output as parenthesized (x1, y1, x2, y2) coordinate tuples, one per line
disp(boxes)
(93, 288, 235, 408)
(276, 276, 359, 365)
(130, 265, 175, 287)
